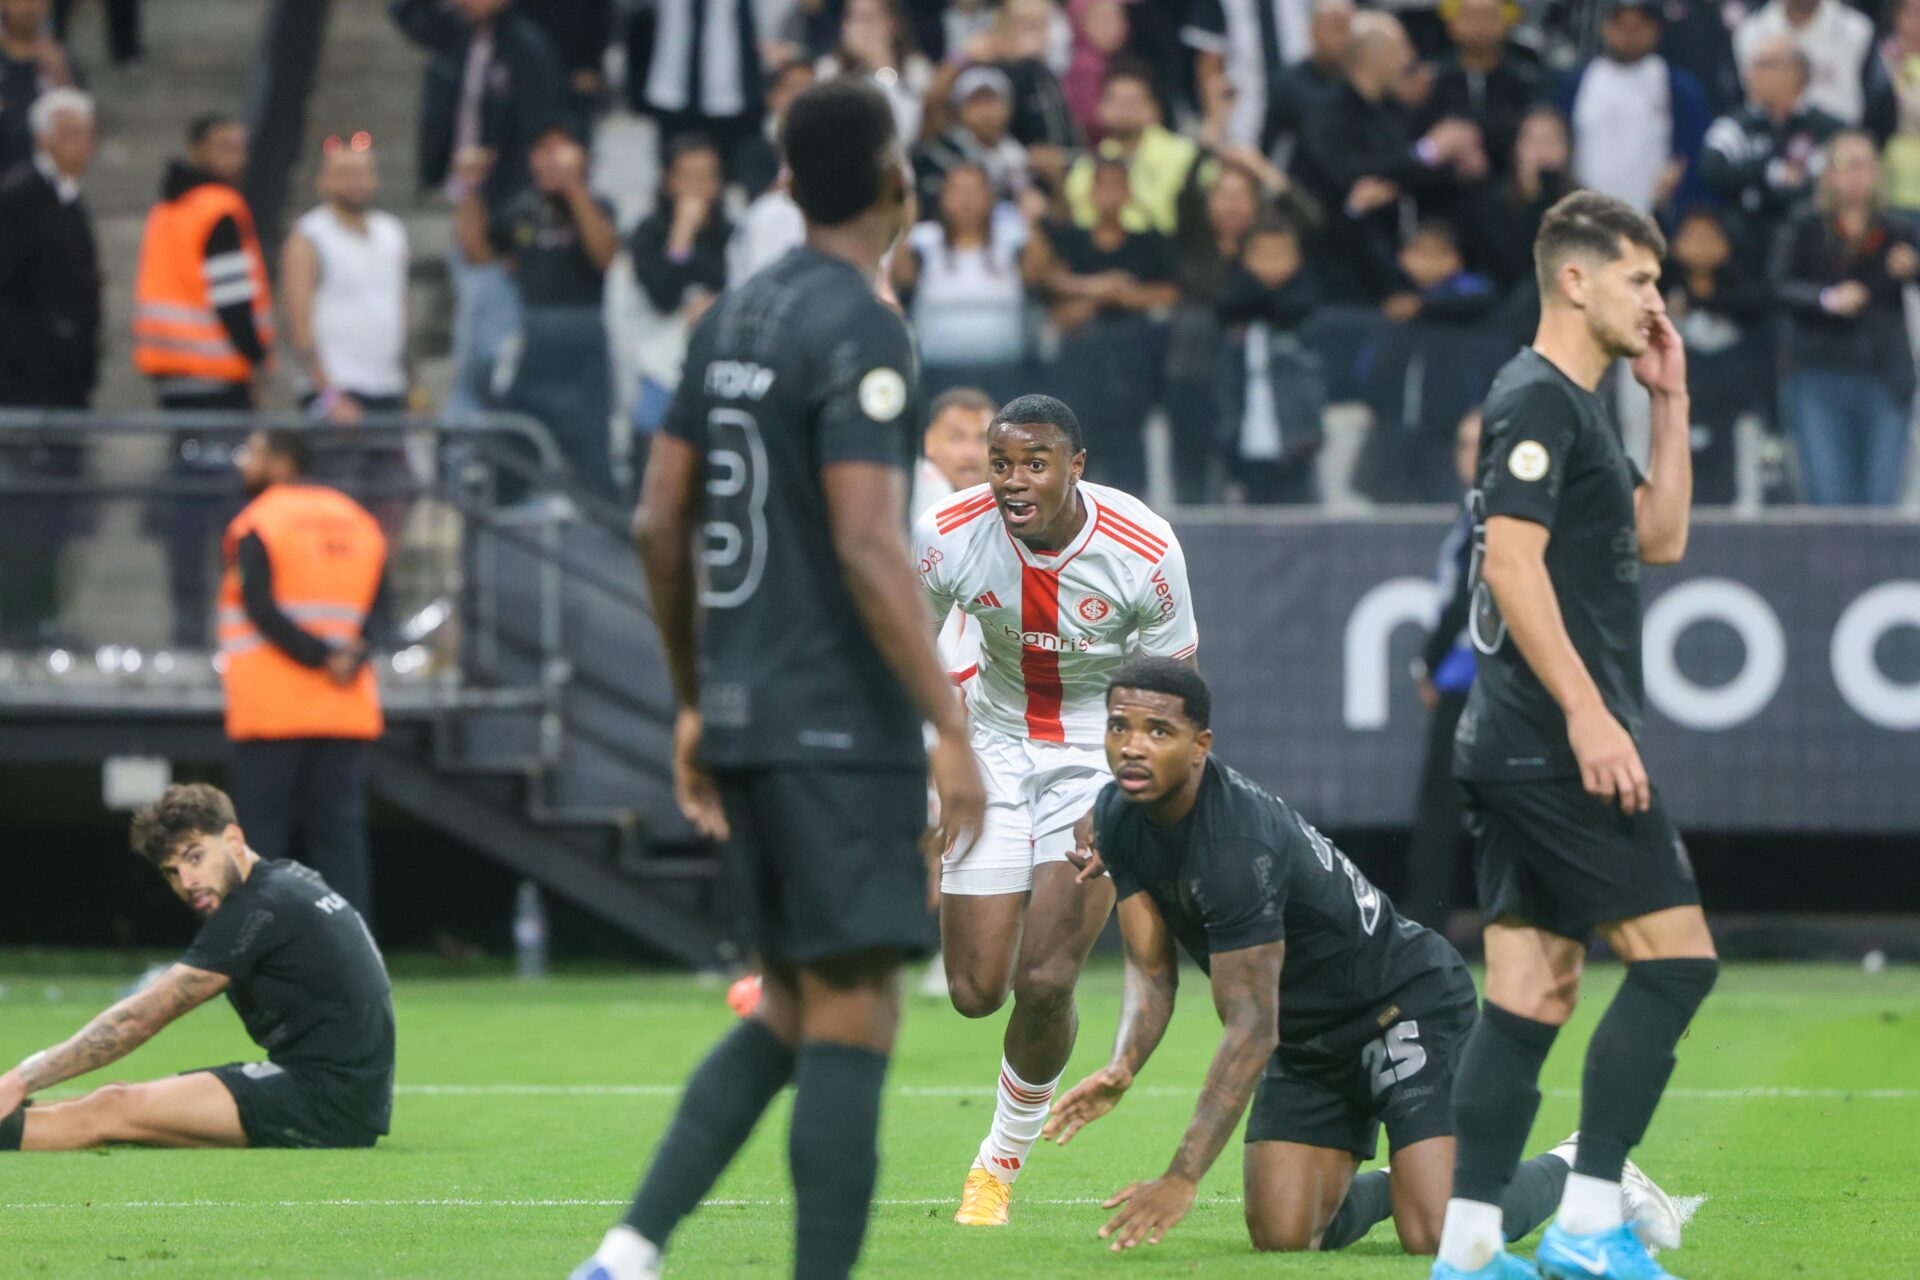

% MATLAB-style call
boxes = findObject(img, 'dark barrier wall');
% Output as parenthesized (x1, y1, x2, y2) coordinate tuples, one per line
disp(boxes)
(1178, 512, 1920, 832)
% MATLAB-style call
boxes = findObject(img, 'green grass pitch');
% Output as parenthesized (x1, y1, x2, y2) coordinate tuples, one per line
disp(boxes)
(2, 958, 1915, 1277)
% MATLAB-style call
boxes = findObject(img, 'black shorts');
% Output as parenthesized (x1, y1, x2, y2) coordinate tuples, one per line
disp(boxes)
(1244, 974, 1478, 1161)
(197, 1062, 384, 1150)
(1461, 777, 1701, 942)
(715, 765, 936, 967)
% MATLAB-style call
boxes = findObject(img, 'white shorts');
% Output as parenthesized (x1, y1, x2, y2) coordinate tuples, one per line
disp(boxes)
(942, 722, 1111, 897)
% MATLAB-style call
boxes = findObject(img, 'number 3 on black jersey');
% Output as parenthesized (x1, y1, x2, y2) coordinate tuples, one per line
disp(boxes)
(1465, 488, 1508, 656)
(701, 409, 769, 608)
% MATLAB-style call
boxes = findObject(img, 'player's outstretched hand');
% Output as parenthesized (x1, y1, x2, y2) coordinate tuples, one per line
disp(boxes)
(924, 726, 986, 908)
(1065, 808, 1107, 883)
(671, 708, 731, 842)
(1097, 1174, 1197, 1251)
(1567, 702, 1650, 816)
(1044, 1064, 1132, 1145)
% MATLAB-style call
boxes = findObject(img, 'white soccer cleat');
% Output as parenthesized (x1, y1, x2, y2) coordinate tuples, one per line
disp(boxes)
(569, 1226, 661, 1280)
(1548, 1132, 1683, 1253)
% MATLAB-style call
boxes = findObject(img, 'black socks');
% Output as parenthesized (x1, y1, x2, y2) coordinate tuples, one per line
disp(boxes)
(625, 1019, 795, 1244)
(1315, 1150, 1569, 1252)
(1576, 958, 1719, 1182)
(789, 1042, 890, 1280)
(1319, 1168, 1395, 1250)
(0, 1104, 24, 1151)
(1451, 1002, 1561, 1205)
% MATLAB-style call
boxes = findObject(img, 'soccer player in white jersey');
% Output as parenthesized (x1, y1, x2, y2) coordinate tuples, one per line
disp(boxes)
(914, 394, 1198, 1225)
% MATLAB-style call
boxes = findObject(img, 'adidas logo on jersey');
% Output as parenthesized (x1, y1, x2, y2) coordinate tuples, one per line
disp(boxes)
(974, 591, 1003, 609)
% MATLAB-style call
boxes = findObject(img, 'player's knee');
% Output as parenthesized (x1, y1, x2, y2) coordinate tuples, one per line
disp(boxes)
(947, 975, 1010, 1019)
(1011, 957, 1079, 1016)
(1245, 1210, 1316, 1253)
(1394, 1214, 1443, 1256)
(75, 1083, 134, 1143)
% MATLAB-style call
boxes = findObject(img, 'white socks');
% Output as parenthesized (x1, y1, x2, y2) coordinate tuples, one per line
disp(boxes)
(588, 1226, 661, 1280)
(1436, 1197, 1505, 1272)
(1557, 1170, 1625, 1236)
(975, 1058, 1059, 1185)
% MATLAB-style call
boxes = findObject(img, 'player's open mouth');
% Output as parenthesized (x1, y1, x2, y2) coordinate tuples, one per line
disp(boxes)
(1116, 768, 1154, 793)
(1001, 500, 1037, 525)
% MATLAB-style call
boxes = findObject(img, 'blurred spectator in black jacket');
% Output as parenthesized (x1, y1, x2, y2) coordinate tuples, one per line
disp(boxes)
(1292, 10, 1489, 303)
(1402, 405, 1481, 930)
(1657, 0, 1742, 116)
(1768, 132, 1919, 506)
(391, 0, 567, 212)
(0, 86, 95, 646)
(1462, 103, 1573, 292)
(1701, 36, 1841, 262)
(51, 0, 140, 65)
(630, 134, 731, 450)
(1360, 220, 1505, 502)
(916, 64, 1032, 209)
(1216, 219, 1327, 504)
(734, 56, 813, 201)
(524, 0, 612, 119)
(629, 0, 763, 179)
(455, 122, 620, 497)
(1, 0, 76, 170)
(1665, 205, 1769, 504)
(0, 85, 95, 409)
(1419, 0, 1545, 182)
(1040, 156, 1180, 496)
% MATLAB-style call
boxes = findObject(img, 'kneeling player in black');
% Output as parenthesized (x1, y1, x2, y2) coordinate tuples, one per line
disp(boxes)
(1045, 661, 1678, 1257)
(0, 784, 394, 1152)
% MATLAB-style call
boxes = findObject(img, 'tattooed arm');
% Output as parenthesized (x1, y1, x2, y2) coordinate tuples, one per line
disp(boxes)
(1045, 893, 1178, 1145)
(0, 965, 230, 1109)
(1097, 939, 1285, 1251)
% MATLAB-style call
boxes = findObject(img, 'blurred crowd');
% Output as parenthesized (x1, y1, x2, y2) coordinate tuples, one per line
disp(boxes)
(6, 0, 1920, 539)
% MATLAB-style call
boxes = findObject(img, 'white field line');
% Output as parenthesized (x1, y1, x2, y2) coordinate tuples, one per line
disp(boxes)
(388, 1084, 1918, 1101)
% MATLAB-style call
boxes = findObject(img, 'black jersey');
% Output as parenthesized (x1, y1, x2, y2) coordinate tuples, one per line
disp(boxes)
(661, 246, 927, 769)
(1454, 348, 1647, 783)
(1095, 760, 1461, 1055)
(180, 860, 394, 1129)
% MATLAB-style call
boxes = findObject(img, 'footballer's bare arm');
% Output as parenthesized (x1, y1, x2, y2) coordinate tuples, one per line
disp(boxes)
(1167, 938, 1283, 1184)
(2, 965, 229, 1104)
(1046, 894, 1178, 1144)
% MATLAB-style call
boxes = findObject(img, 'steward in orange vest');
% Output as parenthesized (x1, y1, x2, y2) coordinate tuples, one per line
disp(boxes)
(218, 430, 386, 743)
(133, 118, 275, 400)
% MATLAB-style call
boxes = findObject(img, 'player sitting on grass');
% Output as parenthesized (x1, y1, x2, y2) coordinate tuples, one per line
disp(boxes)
(1044, 660, 1680, 1259)
(0, 784, 394, 1152)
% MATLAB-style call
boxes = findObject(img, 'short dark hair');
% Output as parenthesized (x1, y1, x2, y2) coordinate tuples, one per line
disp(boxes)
(257, 427, 311, 477)
(992, 393, 1085, 455)
(665, 130, 720, 168)
(131, 783, 237, 866)
(1408, 218, 1461, 253)
(930, 387, 996, 419)
(782, 77, 898, 227)
(1108, 658, 1212, 729)
(187, 114, 238, 146)
(1102, 57, 1157, 97)
(1091, 155, 1130, 181)
(1533, 190, 1666, 295)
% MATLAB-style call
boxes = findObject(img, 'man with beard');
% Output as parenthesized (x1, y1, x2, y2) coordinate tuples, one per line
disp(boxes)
(0, 783, 395, 1151)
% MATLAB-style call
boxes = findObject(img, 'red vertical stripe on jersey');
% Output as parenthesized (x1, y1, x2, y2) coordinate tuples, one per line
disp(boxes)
(1019, 565, 1066, 742)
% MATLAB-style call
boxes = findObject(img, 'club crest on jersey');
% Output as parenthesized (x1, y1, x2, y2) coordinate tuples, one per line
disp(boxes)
(1508, 440, 1550, 482)
(1076, 594, 1113, 623)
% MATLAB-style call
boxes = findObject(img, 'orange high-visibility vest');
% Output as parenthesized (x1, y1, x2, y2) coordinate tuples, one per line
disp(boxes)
(218, 484, 386, 742)
(133, 182, 276, 383)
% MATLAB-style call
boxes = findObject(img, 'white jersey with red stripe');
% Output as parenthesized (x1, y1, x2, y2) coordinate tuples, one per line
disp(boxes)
(915, 481, 1198, 747)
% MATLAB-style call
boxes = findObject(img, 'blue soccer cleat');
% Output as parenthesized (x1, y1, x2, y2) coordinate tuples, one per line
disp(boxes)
(1536, 1222, 1682, 1280)
(1430, 1248, 1542, 1279)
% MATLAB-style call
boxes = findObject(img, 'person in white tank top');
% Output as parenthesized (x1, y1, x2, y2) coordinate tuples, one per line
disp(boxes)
(280, 140, 411, 423)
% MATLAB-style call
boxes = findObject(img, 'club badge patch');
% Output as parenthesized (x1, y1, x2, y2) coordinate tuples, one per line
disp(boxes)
(858, 368, 907, 422)
(1508, 440, 1550, 482)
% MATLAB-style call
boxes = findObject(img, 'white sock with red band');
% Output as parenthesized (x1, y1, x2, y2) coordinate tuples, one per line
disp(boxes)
(976, 1058, 1059, 1185)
